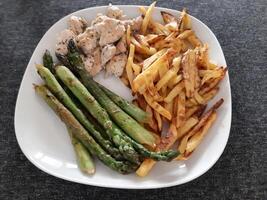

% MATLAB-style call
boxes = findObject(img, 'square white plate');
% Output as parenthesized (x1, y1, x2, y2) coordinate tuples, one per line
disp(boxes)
(14, 5, 231, 189)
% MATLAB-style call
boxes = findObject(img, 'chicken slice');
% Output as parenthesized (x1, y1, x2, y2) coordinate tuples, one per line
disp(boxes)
(91, 13, 107, 26)
(106, 4, 124, 19)
(101, 44, 116, 65)
(76, 27, 98, 55)
(68, 16, 87, 35)
(55, 29, 76, 55)
(89, 47, 102, 76)
(105, 53, 127, 77)
(81, 54, 94, 74)
(123, 16, 143, 32)
(115, 35, 127, 55)
(94, 17, 125, 46)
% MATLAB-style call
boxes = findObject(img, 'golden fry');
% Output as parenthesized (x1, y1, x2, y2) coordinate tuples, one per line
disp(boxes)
(176, 90, 186, 128)
(154, 110, 163, 131)
(132, 63, 142, 76)
(146, 105, 158, 132)
(176, 117, 199, 139)
(178, 30, 193, 39)
(185, 112, 217, 153)
(144, 93, 172, 120)
(126, 44, 135, 88)
(164, 81, 185, 103)
(141, 1, 156, 34)
(142, 49, 167, 71)
(187, 32, 202, 47)
(126, 25, 131, 46)
(167, 74, 183, 88)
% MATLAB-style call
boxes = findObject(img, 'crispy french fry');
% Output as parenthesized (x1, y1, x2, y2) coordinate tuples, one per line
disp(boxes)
(146, 105, 158, 132)
(132, 63, 142, 76)
(176, 90, 186, 128)
(126, 44, 135, 88)
(200, 67, 225, 85)
(181, 98, 223, 142)
(201, 87, 219, 104)
(176, 117, 199, 139)
(144, 93, 172, 120)
(136, 158, 156, 177)
(126, 25, 131, 46)
(185, 112, 217, 153)
(167, 74, 183, 88)
(131, 37, 156, 55)
(196, 44, 209, 68)
(199, 69, 226, 95)
(154, 110, 163, 131)
(178, 30, 193, 39)
(141, 2, 156, 34)
(133, 49, 176, 92)
(164, 101, 174, 120)
(142, 49, 167, 71)
(177, 8, 187, 31)
(164, 81, 185, 103)
(145, 34, 166, 44)
(161, 11, 178, 24)
(187, 32, 202, 47)
(194, 90, 204, 104)
(134, 34, 149, 47)
(156, 63, 180, 91)
(185, 105, 206, 120)
(182, 49, 198, 97)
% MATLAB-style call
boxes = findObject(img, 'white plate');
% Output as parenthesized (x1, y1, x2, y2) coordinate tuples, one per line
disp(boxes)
(14, 5, 231, 189)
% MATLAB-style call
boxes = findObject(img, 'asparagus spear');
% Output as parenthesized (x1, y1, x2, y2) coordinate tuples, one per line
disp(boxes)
(36, 64, 123, 160)
(83, 76, 156, 147)
(34, 85, 137, 174)
(68, 127, 95, 174)
(56, 65, 179, 161)
(55, 65, 140, 164)
(43, 50, 54, 73)
(97, 83, 151, 123)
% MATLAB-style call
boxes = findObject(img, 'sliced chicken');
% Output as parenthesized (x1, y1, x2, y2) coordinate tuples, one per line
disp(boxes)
(76, 27, 98, 55)
(105, 53, 127, 77)
(89, 47, 102, 76)
(68, 16, 87, 35)
(94, 17, 125, 46)
(106, 4, 124, 19)
(55, 29, 76, 55)
(115, 35, 127, 55)
(101, 44, 116, 65)
(123, 16, 143, 31)
(91, 14, 107, 26)
(81, 54, 94, 74)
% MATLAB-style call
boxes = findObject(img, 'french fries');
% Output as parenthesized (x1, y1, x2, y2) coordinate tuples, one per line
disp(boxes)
(141, 1, 156, 34)
(123, 2, 227, 176)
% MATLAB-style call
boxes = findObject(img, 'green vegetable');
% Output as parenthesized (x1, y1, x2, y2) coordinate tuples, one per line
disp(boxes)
(83, 76, 156, 147)
(43, 50, 54, 73)
(68, 127, 95, 174)
(97, 82, 151, 123)
(55, 65, 140, 164)
(36, 64, 122, 160)
(34, 85, 137, 174)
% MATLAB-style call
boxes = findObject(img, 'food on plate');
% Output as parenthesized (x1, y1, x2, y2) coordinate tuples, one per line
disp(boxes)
(34, 2, 227, 176)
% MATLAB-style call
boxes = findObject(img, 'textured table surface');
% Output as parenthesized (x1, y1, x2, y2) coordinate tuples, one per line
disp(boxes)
(0, 0, 266, 199)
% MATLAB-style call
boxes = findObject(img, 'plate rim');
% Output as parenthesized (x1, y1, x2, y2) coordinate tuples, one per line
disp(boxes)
(14, 4, 232, 189)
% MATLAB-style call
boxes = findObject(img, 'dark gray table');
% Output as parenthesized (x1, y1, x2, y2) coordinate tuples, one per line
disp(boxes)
(0, 0, 266, 199)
